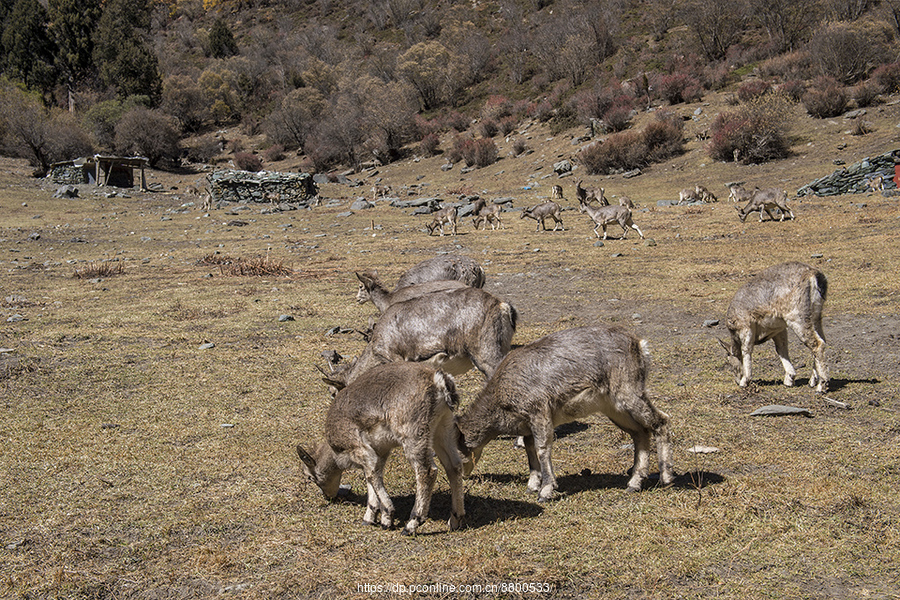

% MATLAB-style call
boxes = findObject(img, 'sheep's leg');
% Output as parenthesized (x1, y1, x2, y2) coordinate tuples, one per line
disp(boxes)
(522, 435, 542, 493)
(530, 416, 558, 502)
(738, 330, 754, 387)
(402, 446, 437, 536)
(630, 220, 644, 239)
(363, 455, 394, 529)
(433, 429, 467, 531)
(773, 329, 796, 387)
(793, 321, 828, 392)
(652, 412, 676, 486)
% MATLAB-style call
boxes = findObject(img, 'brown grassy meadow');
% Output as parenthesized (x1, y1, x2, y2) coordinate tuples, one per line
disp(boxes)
(1, 93, 900, 599)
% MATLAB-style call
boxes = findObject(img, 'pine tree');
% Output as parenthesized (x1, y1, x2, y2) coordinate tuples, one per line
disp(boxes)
(208, 17, 238, 59)
(92, 0, 161, 103)
(49, 0, 102, 90)
(1, 0, 58, 93)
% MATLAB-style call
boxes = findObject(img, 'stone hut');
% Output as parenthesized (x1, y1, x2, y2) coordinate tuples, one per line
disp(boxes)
(50, 155, 149, 189)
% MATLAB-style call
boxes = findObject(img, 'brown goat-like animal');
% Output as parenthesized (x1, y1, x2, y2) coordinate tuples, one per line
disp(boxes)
(457, 325, 675, 501)
(719, 261, 828, 392)
(355, 270, 469, 314)
(298, 361, 466, 535)
(471, 197, 504, 230)
(520, 201, 564, 231)
(394, 255, 486, 290)
(329, 286, 518, 388)
(736, 188, 794, 222)
(579, 199, 644, 239)
(426, 205, 459, 236)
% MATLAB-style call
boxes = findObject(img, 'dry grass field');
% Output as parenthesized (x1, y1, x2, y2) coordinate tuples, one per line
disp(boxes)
(2, 92, 900, 599)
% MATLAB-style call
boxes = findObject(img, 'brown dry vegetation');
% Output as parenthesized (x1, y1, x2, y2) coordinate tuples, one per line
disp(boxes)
(1, 89, 900, 599)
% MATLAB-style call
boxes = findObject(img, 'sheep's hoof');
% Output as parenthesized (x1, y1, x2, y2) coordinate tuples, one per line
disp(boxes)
(448, 514, 467, 531)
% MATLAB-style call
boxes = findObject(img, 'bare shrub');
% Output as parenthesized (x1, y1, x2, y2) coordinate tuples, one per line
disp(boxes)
(578, 112, 684, 174)
(0, 83, 94, 175)
(802, 76, 849, 118)
(481, 95, 513, 121)
(478, 119, 499, 138)
(702, 62, 732, 90)
(442, 111, 470, 132)
(758, 50, 816, 81)
(779, 79, 807, 102)
(233, 152, 263, 172)
(512, 139, 528, 156)
(460, 138, 498, 168)
(114, 108, 181, 169)
(263, 144, 285, 162)
(184, 135, 222, 164)
(603, 102, 633, 133)
(708, 93, 793, 163)
(658, 72, 702, 105)
(418, 133, 439, 157)
(852, 81, 880, 108)
(737, 80, 772, 103)
(498, 116, 518, 136)
(807, 21, 883, 84)
(162, 75, 208, 133)
(872, 61, 900, 93)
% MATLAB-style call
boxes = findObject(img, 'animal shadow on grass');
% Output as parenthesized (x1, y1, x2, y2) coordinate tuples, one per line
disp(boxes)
(333, 489, 542, 533)
(753, 376, 876, 393)
(557, 469, 725, 496)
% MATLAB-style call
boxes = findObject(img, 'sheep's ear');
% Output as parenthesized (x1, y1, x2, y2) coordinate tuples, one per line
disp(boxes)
(717, 338, 732, 354)
(296, 444, 317, 473)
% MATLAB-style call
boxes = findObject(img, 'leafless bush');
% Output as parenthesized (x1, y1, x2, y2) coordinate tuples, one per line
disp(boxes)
(263, 144, 285, 162)
(658, 72, 702, 105)
(807, 21, 885, 84)
(512, 139, 529, 156)
(233, 152, 263, 172)
(802, 76, 849, 118)
(779, 79, 807, 102)
(578, 111, 683, 174)
(737, 80, 772, 103)
(184, 135, 222, 164)
(872, 61, 900, 93)
(114, 108, 181, 168)
(758, 51, 816, 81)
(708, 93, 793, 163)
(419, 133, 440, 157)
(852, 81, 880, 108)
(478, 119, 499, 138)
(461, 138, 498, 168)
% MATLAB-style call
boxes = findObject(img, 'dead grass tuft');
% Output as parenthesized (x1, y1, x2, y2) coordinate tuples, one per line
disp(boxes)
(199, 252, 293, 277)
(72, 262, 125, 279)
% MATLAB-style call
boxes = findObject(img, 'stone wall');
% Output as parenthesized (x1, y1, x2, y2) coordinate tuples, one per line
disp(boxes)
(796, 150, 900, 196)
(50, 164, 90, 185)
(208, 170, 318, 206)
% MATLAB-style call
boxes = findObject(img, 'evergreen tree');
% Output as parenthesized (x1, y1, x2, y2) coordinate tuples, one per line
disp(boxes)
(92, 0, 161, 103)
(208, 17, 238, 59)
(49, 0, 102, 89)
(1, 0, 58, 93)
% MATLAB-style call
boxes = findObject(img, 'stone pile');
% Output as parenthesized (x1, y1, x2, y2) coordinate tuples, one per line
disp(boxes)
(208, 169, 318, 208)
(796, 150, 900, 196)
